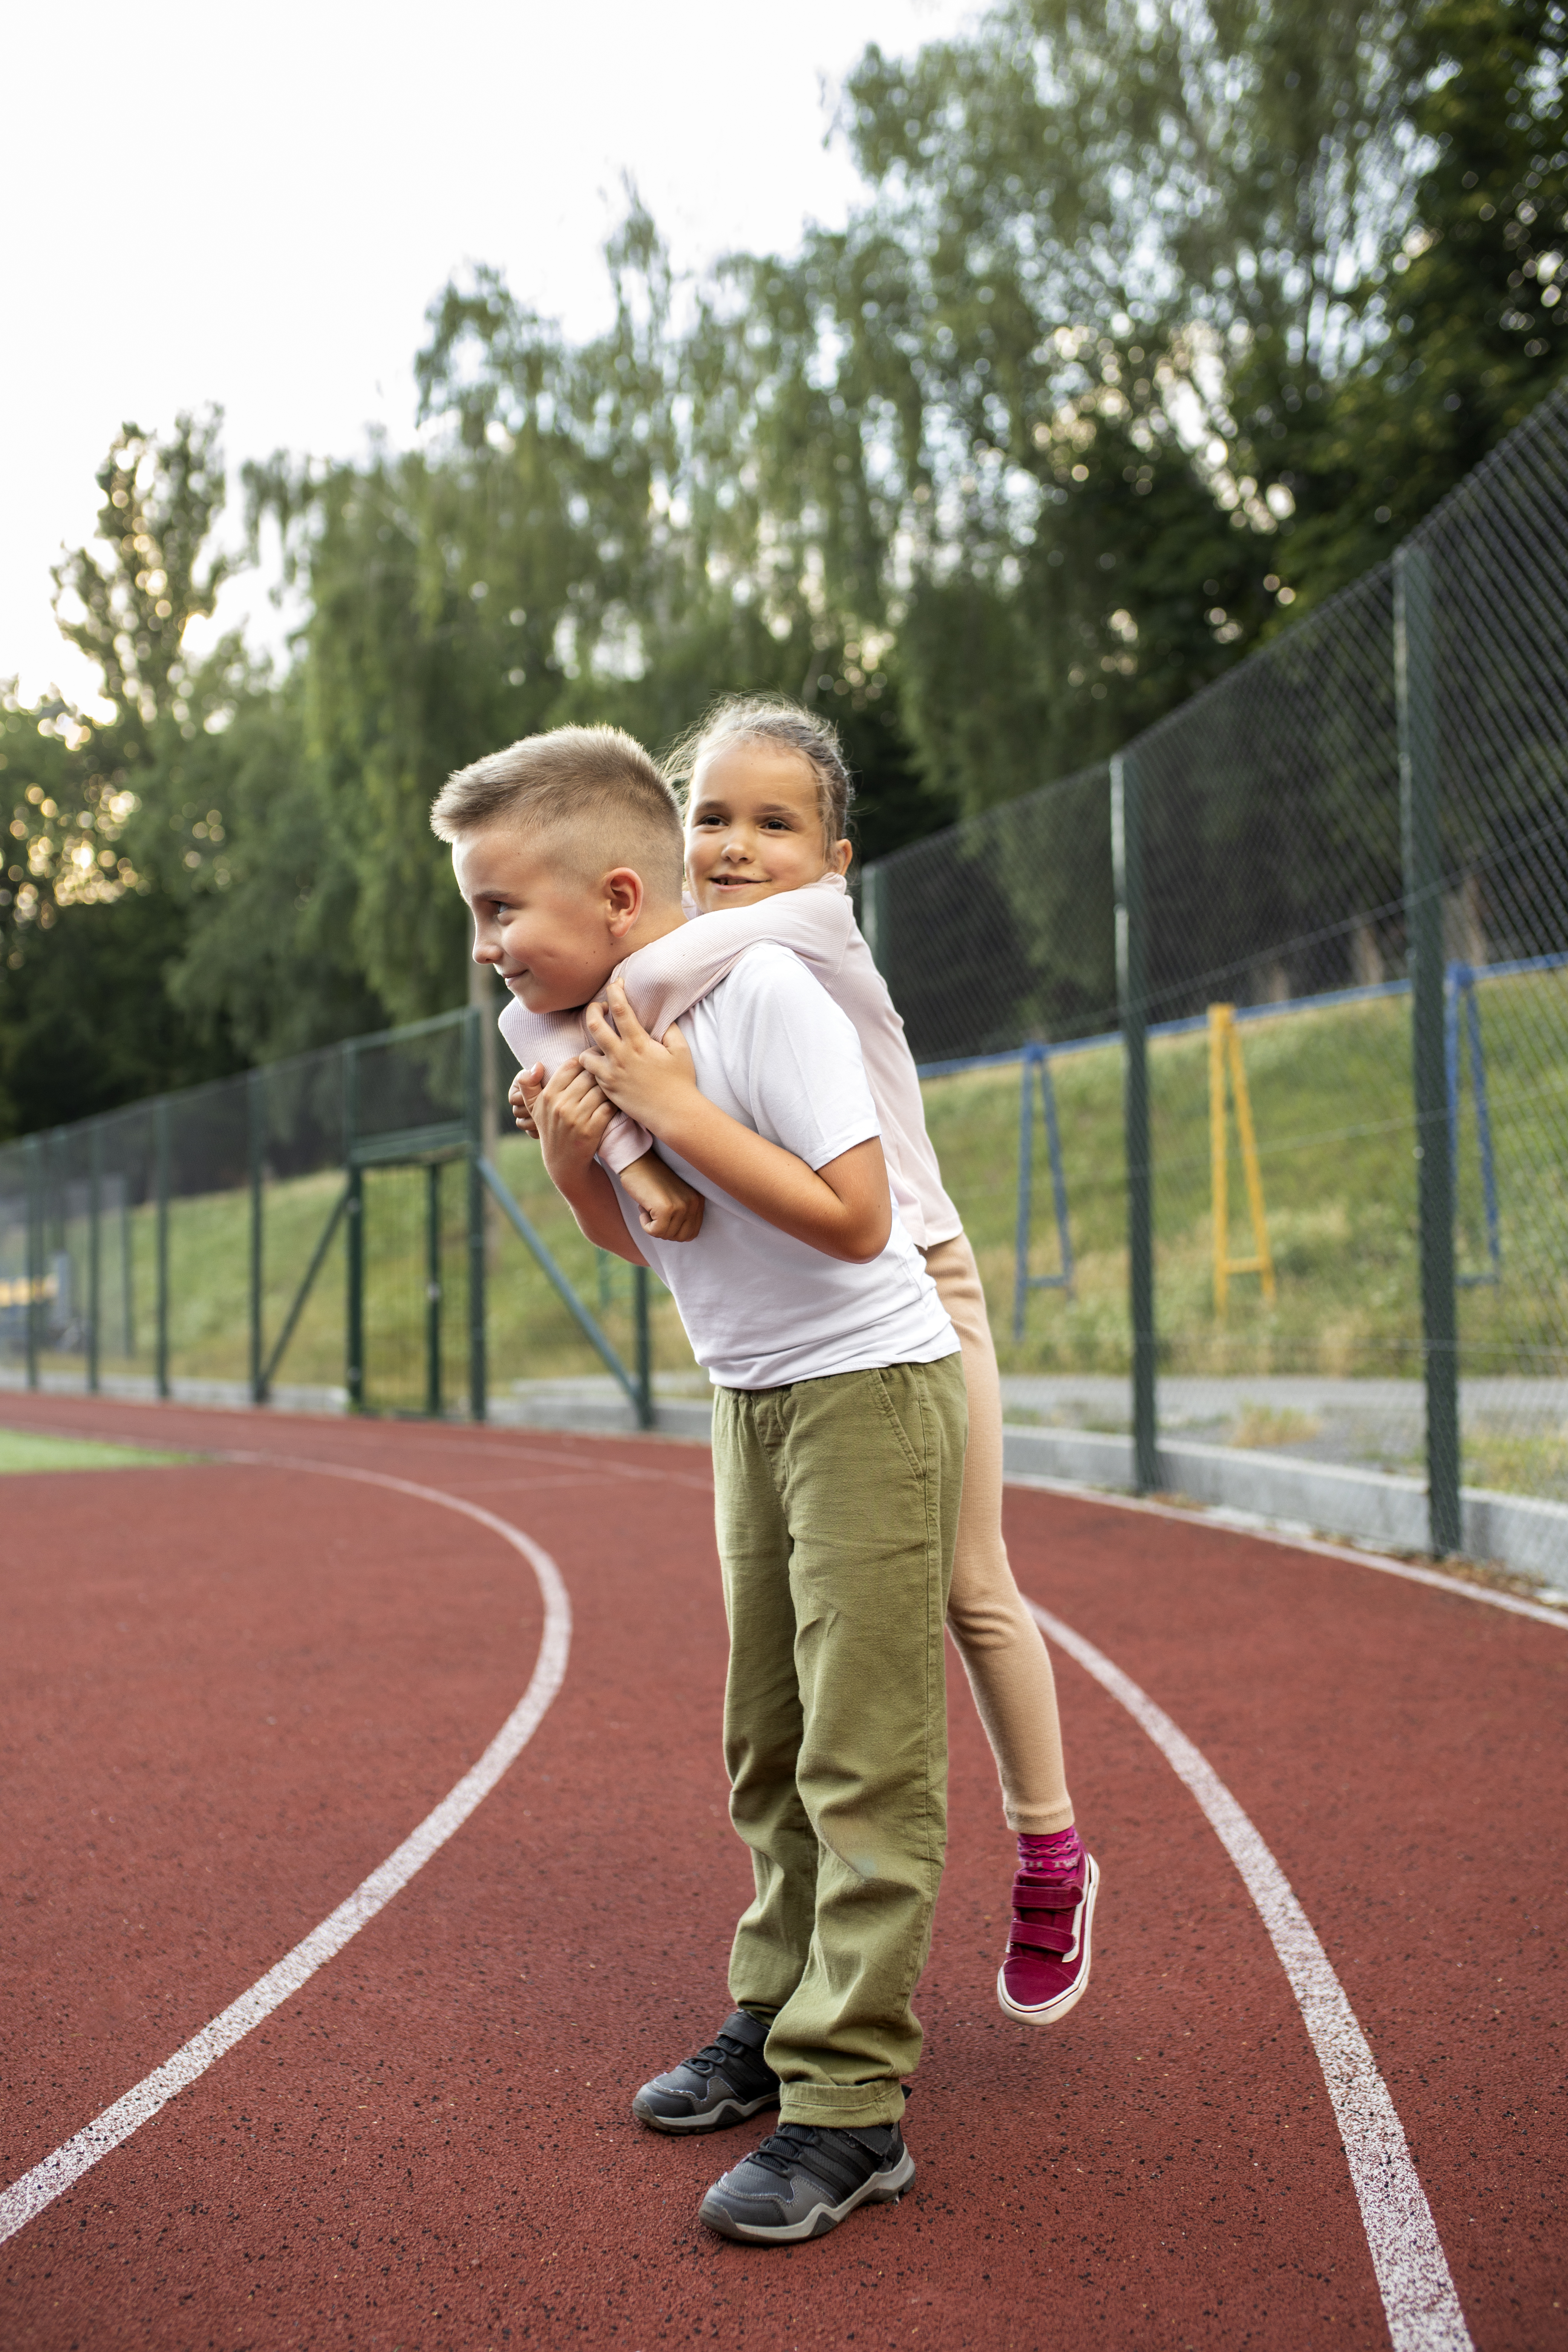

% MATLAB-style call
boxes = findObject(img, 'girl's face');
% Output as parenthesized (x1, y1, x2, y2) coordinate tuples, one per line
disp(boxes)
(684, 742, 851, 913)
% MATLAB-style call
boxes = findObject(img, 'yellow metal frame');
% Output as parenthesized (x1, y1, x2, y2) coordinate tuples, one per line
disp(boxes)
(1209, 1003, 1276, 1315)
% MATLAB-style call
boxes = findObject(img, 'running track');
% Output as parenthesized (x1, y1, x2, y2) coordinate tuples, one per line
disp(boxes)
(1, 1397, 1563, 2351)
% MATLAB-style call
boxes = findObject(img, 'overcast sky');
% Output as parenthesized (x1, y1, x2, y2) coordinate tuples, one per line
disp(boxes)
(6, 0, 974, 710)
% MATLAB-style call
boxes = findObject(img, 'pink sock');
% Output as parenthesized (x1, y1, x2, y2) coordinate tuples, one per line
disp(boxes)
(1017, 1825, 1083, 1876)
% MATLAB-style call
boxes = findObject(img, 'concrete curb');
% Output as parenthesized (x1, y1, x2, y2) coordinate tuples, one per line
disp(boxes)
(999, 1426, 1568, 1589)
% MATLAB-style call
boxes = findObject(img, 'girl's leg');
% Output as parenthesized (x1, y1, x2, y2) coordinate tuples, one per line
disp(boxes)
(923, 1233, 1072, 1833)
(923, 1232, 1098, 2025)
(926, 1232, 1100, 2023)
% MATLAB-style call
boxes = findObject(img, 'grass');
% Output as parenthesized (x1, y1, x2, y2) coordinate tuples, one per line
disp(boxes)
(1228, 1404, 1323, 1451)
(0, 1426, 191, 1473)
(926, 969, 1568, 1394)
(20, 966, 1567, 1494)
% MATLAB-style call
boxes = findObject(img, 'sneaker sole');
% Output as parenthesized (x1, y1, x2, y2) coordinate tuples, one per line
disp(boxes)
(632, 2088, 779, 2136)
(698, 2148, 916, 2243)
(995, 1853, 1100, 2027)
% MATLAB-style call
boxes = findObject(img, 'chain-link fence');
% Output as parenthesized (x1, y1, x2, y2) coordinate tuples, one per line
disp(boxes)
(0, 1005, 704, 1428)
(4, 387, 1563, 1568)
(868, 381, 1568, 1571)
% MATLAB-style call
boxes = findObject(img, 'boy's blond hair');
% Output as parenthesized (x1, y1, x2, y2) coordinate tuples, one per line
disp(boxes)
(430, 726, 685, 896)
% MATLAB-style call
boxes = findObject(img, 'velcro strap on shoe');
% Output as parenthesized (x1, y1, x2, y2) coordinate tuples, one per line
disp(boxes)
(719, 2008, 770, 2050)
(1007, 1917, 1077, 1955)
(1012, 1875, 1083, 1912)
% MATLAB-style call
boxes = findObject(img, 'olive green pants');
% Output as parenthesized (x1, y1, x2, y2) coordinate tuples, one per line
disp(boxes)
(712, 1353, 967, 2130)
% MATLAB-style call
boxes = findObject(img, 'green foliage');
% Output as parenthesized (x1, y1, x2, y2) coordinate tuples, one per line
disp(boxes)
(3, 0, 1564, 1134)
(52, 410, 232, 724)
(1234, 0, 1568, 602)
(0, 886, 242, 1135)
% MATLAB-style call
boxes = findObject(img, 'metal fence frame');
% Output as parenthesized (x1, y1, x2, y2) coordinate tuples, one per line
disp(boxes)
(5, 1004, 653, 1430)
(865, 382, 1568, 1557)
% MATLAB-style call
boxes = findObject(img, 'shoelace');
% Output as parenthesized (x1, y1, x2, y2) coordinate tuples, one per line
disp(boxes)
(684, 2030, 758, 2082)
(744, 2122, 892, 2188)
(746, 2123, 825, 2177)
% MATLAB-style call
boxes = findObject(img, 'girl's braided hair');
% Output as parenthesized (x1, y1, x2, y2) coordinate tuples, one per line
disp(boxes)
(665, 694, 855, 852)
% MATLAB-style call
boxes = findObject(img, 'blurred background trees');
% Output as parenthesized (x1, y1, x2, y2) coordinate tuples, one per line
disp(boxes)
(3, 0, 1563, 1134)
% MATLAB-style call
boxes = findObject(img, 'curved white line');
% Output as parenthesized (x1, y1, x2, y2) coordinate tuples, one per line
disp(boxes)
(1030, 1599, 1472, 2352)
(0, 1456, 571, 2246)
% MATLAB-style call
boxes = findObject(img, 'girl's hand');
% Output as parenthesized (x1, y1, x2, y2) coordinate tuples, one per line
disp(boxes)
(579, 977, 698, 1133)
(618, 1147, 705, 1242)
(508, 1062, 545, 1137)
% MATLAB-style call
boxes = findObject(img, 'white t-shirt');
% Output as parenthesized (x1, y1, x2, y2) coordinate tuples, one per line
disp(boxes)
(614, 943, 958, 1391)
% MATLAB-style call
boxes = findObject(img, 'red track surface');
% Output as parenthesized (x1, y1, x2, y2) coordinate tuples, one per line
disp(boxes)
(1, 1395, 1563, 2351)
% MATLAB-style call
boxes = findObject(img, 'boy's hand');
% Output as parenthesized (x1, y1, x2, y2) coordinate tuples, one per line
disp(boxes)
(580, 978, 698, 1133)
(508, 1063, 545, 1138)
(533, 1057, 615, 1194)
(618, 1148, 705, 1242)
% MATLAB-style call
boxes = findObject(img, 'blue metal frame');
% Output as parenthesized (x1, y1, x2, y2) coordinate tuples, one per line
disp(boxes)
(1445, 960, 1501, 1288)
(1013, 1041, 1076, 1340)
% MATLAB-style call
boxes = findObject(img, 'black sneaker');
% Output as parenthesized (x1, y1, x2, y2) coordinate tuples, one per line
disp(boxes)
(631, 2010, 781, 2134)
(698, 2119, 914, 2243)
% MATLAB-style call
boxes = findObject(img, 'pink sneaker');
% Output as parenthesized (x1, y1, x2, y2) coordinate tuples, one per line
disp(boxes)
(997, 1846, 1099, 2025)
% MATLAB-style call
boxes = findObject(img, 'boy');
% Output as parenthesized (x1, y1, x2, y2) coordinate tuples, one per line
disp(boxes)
(430, 726, 966, 2246)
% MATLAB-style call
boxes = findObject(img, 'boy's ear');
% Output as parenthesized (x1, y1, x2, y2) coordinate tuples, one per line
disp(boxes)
(831, 838, 853, 877)
(603, 866, 646, 937)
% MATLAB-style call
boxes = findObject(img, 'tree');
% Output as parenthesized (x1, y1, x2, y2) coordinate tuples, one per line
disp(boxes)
(1248, 0, 1567, 596)
(0, 413, 363, 1135)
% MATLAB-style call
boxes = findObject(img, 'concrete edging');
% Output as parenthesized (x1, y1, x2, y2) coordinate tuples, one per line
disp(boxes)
(999, 1425, 1568, 1589)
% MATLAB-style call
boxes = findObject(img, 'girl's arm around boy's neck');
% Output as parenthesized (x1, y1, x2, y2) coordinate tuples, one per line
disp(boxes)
(582, 978, 893, 1266)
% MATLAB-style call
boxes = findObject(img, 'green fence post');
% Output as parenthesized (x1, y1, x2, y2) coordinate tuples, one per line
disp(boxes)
(1396, 539, 1462, 1556)
(119, 1169, 133, 1360)
(344, 1039, 364, 1412)
(87, 1120, 102, 1394)
(346, 1167, 365, 1410)
(426, 1160, 444, 1419)
(249, 1066, 266, 1405)
(633, 1263, 654, 1430)
(26, 1132, 42, 1390)
(466, 1007, 487, 1424)
(1112, 752, 1158, 1493)
(155, 1098, 170, 1399)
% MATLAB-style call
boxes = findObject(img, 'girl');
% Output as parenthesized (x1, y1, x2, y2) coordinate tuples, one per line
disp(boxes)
(504, 695, 1097, 2028)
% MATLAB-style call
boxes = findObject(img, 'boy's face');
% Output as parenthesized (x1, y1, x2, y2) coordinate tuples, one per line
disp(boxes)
(453, 822, 636, 1012)
(685, 744, 851, 914)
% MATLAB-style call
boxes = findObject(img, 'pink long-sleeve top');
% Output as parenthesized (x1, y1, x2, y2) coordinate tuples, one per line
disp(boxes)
(496, 873, 963, 1250)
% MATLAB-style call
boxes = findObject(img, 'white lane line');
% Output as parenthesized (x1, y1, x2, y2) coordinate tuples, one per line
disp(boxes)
(0, 1456, 571, 2246)
(1008, 1470, 1568, 1631)
(1031, 1600, 1472, 2352)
